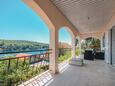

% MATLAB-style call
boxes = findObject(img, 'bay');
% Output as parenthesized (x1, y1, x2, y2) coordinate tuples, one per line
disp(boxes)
(0, 49, 47, 59)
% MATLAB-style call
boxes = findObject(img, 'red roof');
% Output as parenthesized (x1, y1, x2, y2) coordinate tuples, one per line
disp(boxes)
(16, 53, 31, 58)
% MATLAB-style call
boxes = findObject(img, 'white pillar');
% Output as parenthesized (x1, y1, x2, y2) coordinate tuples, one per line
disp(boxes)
(70, 36, 83, 66)
(72, 35, 76, 58)
(78, 37, 82, 55)
(100, 36, 103, 51)
(105, 30, 111, 64)
(49, 29, 59, 74)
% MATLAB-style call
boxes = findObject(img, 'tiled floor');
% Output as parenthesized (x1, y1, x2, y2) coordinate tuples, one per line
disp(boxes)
(20, 60, 69, 86)
(47, 60, 115, 86)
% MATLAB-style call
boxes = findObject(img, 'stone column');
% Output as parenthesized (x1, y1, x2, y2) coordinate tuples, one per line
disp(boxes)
(70, 35, 83, 66)
(77, 37, 82, 55)
(72, 35, 76, 58)
(49, 29, 59, 74)
(100, 36, 103, 51)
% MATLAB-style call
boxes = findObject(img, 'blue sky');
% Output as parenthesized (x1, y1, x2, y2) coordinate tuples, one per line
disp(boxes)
(0, 0, 71, 45)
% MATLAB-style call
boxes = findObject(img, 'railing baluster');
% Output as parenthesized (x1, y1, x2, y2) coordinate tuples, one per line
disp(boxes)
(43, 54, 45, 70)
(31, 56, 35, 75)
(33, 55, 36, 75)
(35, 55, 39, 73)
(38, 54, 41, 72)
(29, 56, 32, 64)
(23, 57, 26, 66)
(44, 53, 47, 70)
(7, 58, 11, 72)
(16, 58, 19, 68)
(47, 53, 49, 66)
(39, 54, 42, 72)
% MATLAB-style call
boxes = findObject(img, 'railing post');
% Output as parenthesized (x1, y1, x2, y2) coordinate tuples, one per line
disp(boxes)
(49, 29, 59, 74)
(7, 59, 11, 72)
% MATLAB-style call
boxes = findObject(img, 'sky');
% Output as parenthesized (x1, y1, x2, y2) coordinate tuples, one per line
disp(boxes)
(0, 0, 71, 45)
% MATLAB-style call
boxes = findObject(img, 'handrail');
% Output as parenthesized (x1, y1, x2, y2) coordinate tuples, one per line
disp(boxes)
(0, 52, 52, 61)
(0, 48, 52, 54)
(0, 48, 71, 85)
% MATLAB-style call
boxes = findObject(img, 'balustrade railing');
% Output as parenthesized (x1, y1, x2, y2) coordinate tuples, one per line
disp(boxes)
(0, 49, 51, 86)
(58, 48, 72, 63)
(0, 48, 71, 86)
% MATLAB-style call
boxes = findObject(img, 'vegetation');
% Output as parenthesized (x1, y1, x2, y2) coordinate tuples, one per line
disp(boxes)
(58, 49, 71, 63)
(0, 49, 71, 85)
(0, 39, 49, 52)
(75, 48, 81, 56)
(0, 39, 71, 85)
(81, 37, 100, 53)
(0, 56, 49, 86)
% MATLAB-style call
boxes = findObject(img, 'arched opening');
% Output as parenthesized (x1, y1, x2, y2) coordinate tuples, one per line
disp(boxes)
(0, 0, 51, 53)
(58, 27, 72, 63)
(81, 37, 104, 60)
(81, 37, 101, 53)
(23, 0, 78, 74)
(0, 0, 78, 85)
(0, 0, 53, 85)
(59, 27, 72, 46)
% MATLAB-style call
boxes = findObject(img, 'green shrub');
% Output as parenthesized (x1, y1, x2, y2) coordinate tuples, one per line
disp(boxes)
(58, 50, 71, 63)
(75, 48, 81, 56)
(0, 56, 49, 85)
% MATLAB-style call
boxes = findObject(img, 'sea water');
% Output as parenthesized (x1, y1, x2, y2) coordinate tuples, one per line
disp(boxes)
(0, 49, 46, 59)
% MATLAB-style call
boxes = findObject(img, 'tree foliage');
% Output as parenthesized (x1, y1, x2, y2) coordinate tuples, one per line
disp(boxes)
(81, 37, 100, 50)
(0, 39, 49, 52)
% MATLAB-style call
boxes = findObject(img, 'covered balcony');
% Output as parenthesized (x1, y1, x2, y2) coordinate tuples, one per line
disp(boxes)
(0, 0, 115, 86)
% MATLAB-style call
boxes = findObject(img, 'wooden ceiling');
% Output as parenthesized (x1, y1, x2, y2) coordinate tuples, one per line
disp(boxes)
(51, 0, 115, 34)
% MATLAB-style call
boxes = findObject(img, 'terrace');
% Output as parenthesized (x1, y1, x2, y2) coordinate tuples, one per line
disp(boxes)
(0, 0, 115, 86)
(47, 60, 115, 86)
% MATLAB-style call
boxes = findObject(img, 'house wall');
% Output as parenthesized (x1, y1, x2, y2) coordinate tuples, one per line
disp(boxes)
(104, 14, 115, 65)
(111, 27, 115, 66)
(105, 30, 111, 64)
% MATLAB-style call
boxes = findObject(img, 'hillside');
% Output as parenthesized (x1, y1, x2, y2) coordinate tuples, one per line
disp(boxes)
(0, 39, 49, 52)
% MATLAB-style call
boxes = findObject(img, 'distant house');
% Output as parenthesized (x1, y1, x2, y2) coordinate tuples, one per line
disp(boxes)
(16, 53, 31, 58)
(0, 48, 3, 52)
(59, 42, 71, 48)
